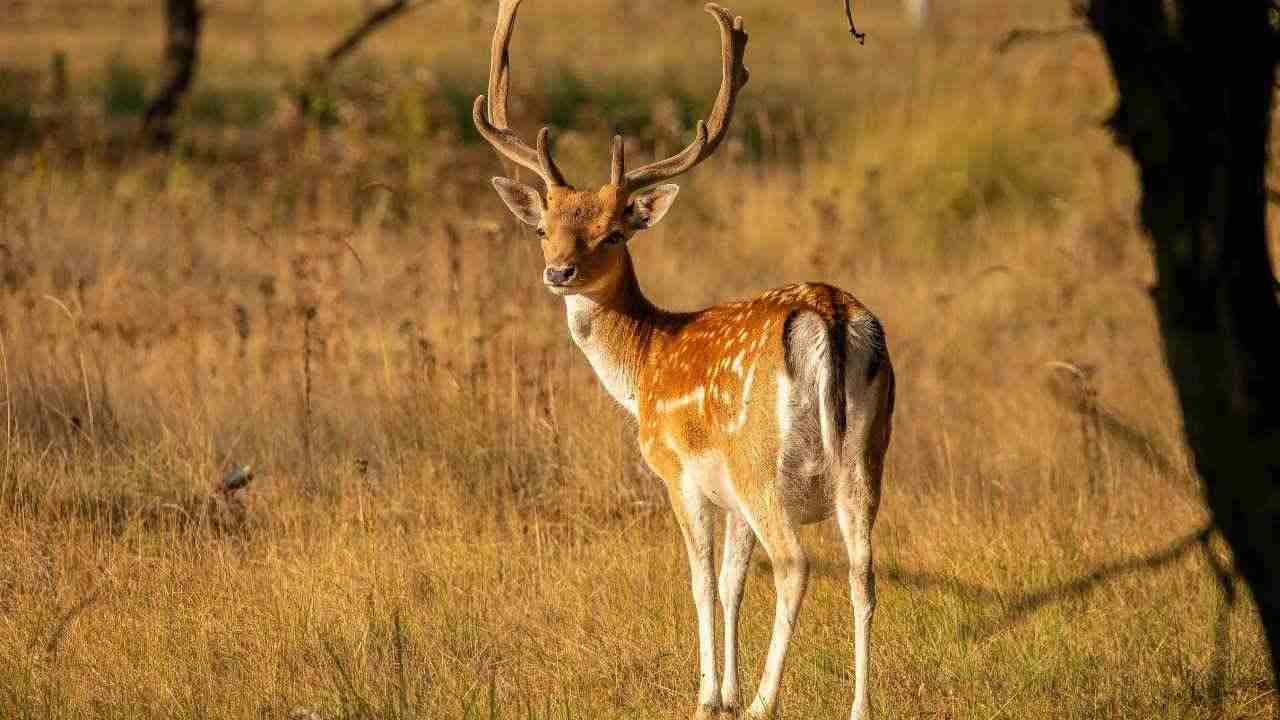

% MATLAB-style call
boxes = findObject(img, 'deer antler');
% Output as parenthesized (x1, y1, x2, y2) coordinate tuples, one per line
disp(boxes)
(615, 3, 749, 192)
(472, 0, 568, 188)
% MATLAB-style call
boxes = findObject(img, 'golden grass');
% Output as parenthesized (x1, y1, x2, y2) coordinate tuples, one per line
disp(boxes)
(1, 0, 1278, 718)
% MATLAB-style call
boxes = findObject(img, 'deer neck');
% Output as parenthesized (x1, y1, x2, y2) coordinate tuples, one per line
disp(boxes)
(563, 251, 667, 417)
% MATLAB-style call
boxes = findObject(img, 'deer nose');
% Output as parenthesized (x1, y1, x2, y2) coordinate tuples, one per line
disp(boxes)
(544, 265, 577, 286)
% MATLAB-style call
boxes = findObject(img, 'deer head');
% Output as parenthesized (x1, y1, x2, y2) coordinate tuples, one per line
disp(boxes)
(474, 1, 749, 297)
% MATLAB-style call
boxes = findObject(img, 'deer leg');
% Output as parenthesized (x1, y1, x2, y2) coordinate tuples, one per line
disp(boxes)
(745, 507, 808, 719)
(719, 510, 756, 713)
(671, 483, 722, 719)
(836, 457, 881, 720)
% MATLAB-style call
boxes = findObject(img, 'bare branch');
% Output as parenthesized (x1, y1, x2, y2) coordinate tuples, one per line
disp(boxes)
(842, 0, 867, 43)
(323, 0, 423, 68)
(299, 1, 430, 115)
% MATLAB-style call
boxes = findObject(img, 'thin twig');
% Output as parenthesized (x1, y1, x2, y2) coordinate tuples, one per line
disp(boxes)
(302, 308, 315, 479)
(244, 224, 275, 252)
(0, 337, 12, 485)
(393, 608, 410, 717)
(42, 295, 95, 440)
(842, 0, 867, 43)
(323, 0, 424, 67)
(335, 235, 367, 279)
(299, 1, 431, 114)
(1044, 359, 1090, 380)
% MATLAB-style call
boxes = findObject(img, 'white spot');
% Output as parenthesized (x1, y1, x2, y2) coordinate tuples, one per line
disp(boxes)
(656, 386, 706, 414)
(726, 363, 757, 434)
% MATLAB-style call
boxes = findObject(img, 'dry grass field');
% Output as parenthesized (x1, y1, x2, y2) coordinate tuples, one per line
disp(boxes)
(2, 0, 1278, 718)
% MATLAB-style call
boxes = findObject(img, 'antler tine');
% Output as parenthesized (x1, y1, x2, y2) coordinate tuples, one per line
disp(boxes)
(486, 0, 522, 130)
(472, 97, 539, 175)
(622, 3, 749, 192)
(610, 135, 625, 186)
(473, 0, 567, 187)
(537, 128, 568, 187)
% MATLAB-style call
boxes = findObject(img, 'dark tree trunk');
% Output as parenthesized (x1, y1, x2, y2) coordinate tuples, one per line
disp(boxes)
(1087, 0, 1280, 684)
(144, 0, 203, 147)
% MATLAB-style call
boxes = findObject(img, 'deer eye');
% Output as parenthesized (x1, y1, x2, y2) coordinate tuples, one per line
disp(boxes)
(535, 227, 547, 239)
(601, 230, 626, 245)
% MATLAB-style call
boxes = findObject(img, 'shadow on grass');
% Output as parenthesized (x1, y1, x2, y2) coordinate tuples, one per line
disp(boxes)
(880, 523, 1238, 712)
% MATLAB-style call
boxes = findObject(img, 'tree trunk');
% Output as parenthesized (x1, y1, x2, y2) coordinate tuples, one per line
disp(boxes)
(144, 0, 203, 147)
(1087, 0, 1280, 684)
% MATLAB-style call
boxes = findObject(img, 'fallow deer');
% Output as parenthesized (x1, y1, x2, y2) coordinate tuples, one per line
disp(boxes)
(473, 3, 895, 718)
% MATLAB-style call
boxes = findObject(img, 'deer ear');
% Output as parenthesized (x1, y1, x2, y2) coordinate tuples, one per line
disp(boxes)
(492, 178, 545, 226)
(626, 184, 680, 229)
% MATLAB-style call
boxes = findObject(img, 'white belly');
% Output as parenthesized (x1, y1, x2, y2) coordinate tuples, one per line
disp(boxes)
(675, 448, 737, 512)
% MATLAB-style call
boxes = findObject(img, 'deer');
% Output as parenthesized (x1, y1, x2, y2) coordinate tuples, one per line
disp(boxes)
(472, 3, 895, 719)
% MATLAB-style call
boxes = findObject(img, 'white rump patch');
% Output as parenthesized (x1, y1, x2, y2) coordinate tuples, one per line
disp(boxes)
(786, 311, 841, 460)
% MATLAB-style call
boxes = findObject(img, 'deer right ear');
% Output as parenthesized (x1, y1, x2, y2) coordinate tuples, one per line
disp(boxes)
(492, 178, 545, 226)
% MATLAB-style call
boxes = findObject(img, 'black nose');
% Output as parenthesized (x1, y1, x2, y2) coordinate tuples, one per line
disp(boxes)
(545, 265, 577, 286)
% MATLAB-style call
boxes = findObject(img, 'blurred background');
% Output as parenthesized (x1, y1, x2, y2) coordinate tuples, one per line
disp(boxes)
(1, 1, 1277, 718)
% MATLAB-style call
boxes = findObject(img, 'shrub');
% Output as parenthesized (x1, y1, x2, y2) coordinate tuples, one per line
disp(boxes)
(103, 57, 148, 117)
(0, 66, 36, 150)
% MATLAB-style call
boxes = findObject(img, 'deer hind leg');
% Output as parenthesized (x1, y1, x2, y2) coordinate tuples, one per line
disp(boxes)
(829, 310, 892, 720)
(668, 479, 723, 719)
(745, 500, 809, 720)
(835, 453, 881, 720)
(719, 510, 756, 713)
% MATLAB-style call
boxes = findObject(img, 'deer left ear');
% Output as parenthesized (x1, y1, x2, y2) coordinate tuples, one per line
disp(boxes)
(626, 184, 680, 230)
(492, 177, 545, 226)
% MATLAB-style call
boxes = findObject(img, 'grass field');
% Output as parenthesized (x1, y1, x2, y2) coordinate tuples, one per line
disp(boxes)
(1, 0, 1278, 718)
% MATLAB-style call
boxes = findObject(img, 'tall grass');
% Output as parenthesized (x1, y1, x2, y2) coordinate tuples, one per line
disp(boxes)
(1, 0, 1277, 718)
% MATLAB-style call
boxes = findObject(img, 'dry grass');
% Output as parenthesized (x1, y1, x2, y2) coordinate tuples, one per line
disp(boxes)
(1, 0, 1278, 718)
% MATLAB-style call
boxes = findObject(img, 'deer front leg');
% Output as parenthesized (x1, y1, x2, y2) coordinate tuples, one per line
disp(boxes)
(719, 511, 756, 714)
(670, 482, 722, 719)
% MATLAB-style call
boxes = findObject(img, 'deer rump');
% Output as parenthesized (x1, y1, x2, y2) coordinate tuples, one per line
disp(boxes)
(777, 309, 890, 524)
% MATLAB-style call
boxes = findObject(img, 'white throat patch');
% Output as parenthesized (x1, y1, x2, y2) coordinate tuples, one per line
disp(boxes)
(565, 295, 638, 416)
